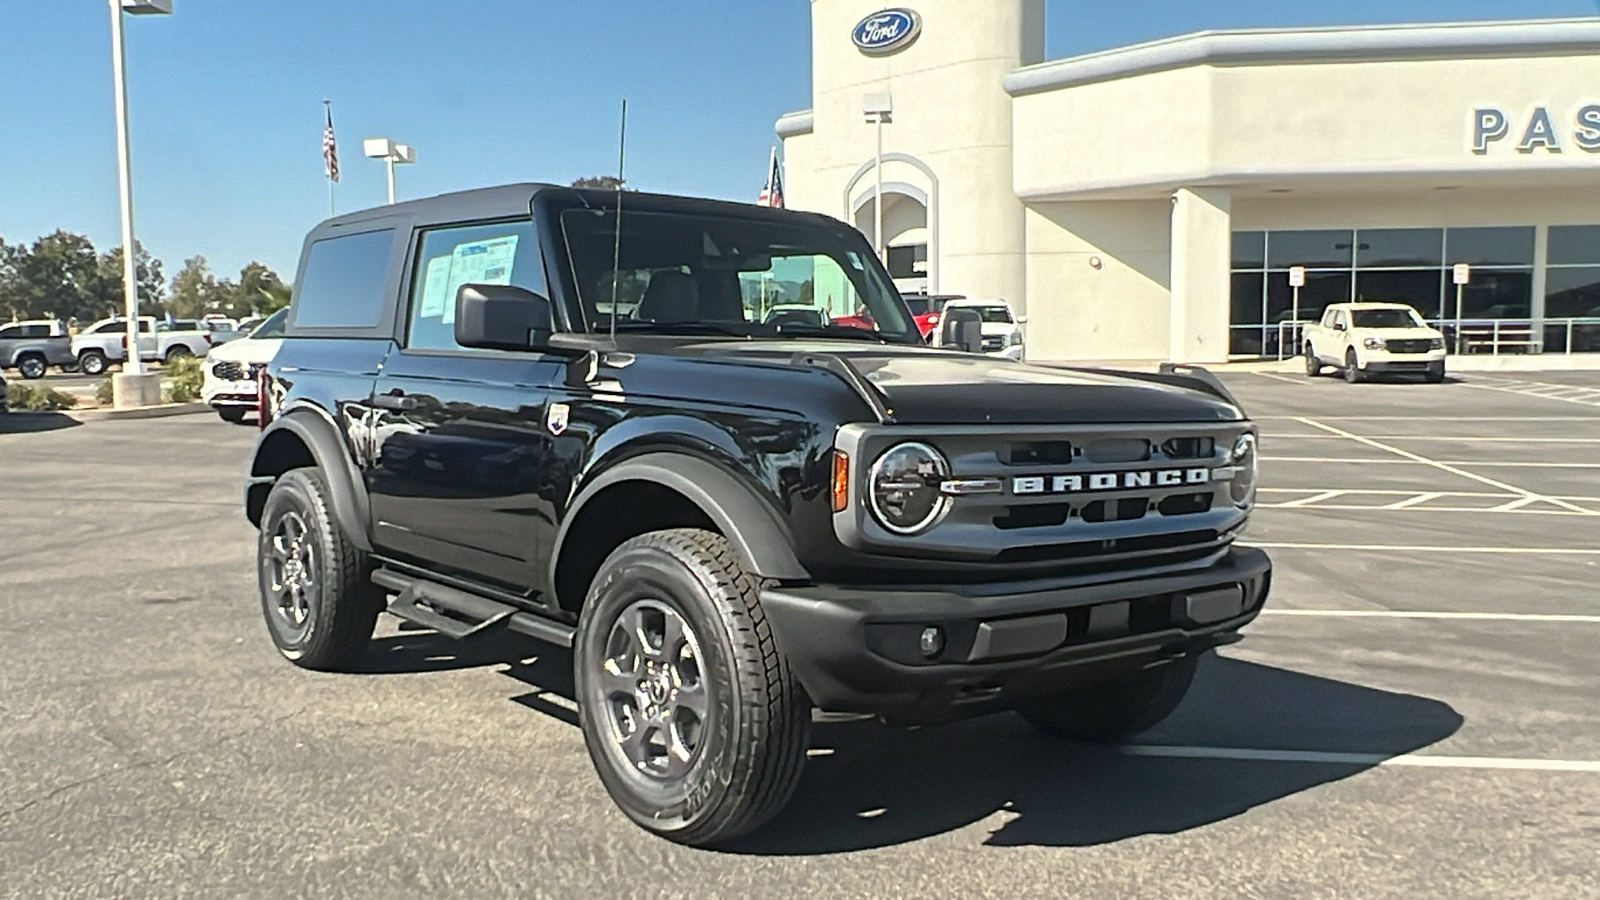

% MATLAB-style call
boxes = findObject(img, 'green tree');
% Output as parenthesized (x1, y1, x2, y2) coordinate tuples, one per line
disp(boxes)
(1, 231, 106, 322)
(94, 242, 166, 320)
(167, 255, 226, 319)
(571, 175, 625, 190)
(228, 261, 290, 316)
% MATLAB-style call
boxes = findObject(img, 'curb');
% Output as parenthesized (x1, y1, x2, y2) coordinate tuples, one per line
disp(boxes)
(64, 402, 212, 422)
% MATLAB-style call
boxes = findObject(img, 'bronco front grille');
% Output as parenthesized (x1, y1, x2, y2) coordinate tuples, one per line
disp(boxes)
(835, 421, 1252, 570)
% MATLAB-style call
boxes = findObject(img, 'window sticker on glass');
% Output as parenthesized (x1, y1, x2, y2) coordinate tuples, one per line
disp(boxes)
(420, 235, 520, 324)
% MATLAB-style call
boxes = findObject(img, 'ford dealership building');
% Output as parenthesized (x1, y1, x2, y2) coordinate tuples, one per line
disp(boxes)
(776, 1, 1600, 362)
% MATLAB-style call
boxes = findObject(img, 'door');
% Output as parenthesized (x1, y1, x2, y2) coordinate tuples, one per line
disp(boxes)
(366, 218, 565, 600)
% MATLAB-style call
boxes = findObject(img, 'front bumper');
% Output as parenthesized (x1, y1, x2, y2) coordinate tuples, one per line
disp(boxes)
(1360, 348, 1446, 372)
(761, 546, 1271, 724)
(201, 376, 257, 407)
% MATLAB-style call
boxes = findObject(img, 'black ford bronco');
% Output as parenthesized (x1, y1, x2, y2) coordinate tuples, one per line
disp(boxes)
(245, 184, 1270, 846)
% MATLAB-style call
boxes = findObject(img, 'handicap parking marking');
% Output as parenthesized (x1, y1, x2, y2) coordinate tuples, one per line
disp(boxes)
(1258, 608, 1600, 624)
(1257, 487, 1600, 515)
(1244, 541, 1600, 554)
(1292, 416, 1600, 516)
(1458, 376, 1600, 408)
(1120, 744, 1600, 773)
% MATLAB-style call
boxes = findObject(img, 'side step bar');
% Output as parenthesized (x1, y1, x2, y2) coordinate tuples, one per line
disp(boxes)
(372, 569, 575, 647)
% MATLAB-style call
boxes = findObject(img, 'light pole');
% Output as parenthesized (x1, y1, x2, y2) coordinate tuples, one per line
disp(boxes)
(363, 138, 415, 205)
(108, 0, 170, 407)
(862, 93, 892, 262)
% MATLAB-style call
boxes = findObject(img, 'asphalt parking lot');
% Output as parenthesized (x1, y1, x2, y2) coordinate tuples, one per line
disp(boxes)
(2, 371, 1598, 899)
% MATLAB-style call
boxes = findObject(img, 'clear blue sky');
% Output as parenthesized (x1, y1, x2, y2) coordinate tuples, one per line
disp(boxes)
(2, 0, 1597, 281)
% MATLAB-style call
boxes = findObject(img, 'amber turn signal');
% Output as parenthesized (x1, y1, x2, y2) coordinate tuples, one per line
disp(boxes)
(831, 450, 850, 513)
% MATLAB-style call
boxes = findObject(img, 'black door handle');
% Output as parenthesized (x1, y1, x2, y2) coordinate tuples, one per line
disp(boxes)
(372, 392, 416, 411)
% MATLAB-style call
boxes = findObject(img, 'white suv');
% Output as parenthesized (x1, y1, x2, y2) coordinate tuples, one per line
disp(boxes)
(202, 309, 286, 423)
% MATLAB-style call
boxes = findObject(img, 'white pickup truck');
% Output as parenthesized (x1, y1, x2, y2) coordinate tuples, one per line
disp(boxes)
(70, 317, 215, 376)
(1302, 302, 1446, 384)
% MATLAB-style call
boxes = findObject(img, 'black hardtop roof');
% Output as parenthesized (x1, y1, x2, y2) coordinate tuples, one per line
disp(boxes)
(312, 183, 838, 236)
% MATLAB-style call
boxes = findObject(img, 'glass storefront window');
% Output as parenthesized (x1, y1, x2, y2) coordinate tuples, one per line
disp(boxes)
(1460, 270, 1533, 319)
(1446, 227, 1535, 267)
(1548, 225, 1600, 266)
(1232, 231, 1265, 269)
(1356, 269, 1444, 319)
(1356, 229, 1443, 269)
(1267, 230, 1354, 269)
(1545, 266, 1600, 318)
(1267, 271, 1351, 325)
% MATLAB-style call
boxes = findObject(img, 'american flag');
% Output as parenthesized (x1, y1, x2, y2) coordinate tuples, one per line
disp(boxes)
(756, 147, 783, 208)
(322, 101, 340, 183)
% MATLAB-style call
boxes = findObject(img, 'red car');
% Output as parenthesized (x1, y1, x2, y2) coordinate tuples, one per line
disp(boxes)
(835, 293, 966, 341)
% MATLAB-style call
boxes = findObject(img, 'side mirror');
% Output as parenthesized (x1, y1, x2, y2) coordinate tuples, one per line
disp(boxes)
(454, 283, 553, 351)
(942, 308, 985, 354)
(1333, 322, 1347, 332)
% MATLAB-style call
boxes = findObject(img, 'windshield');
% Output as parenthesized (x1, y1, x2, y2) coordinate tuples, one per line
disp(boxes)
(249, 309, 289, 339)
(1351, 308, 1425, 329)
(560, 209, 918, 342)
(951, 305, 1014, 325)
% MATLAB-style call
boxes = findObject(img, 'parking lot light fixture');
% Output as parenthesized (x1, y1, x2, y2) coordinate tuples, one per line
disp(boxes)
(107, 0, 169, 407)
(364, 137, 416, 205)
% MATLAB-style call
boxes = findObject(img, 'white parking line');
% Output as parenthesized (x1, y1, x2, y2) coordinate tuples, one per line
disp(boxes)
(1252, 372, 1304, 385)
(1384, 492, 1444, 509)
(1274, 436, 1600, 443)
(1244, 542, 1600, 554)
(1275, 490, 1347, 507)
(1459, 377, 1600, 408)
(1257, 416, 1597, 421)
(1265, 456, 1600, 467)
(1294, 416, 1598, 516)
(1259, 609, 1600, 623)
(1121, 745, 1600, 773)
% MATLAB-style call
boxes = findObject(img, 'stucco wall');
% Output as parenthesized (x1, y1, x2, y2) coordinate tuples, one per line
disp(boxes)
(1023, 200, 1172, 361)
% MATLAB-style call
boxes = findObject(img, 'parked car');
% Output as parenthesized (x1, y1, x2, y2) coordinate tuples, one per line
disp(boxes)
(763, 304, 831, 328)
(244, 183, 1268, 847)
(902, 292, 965, 340)
(70, 316, 214, 376)
(933, 297, 1024, 358)
(202, 308, 286, 423)
(1303, 302, 1446, 383)
(0, 320, 76, 379)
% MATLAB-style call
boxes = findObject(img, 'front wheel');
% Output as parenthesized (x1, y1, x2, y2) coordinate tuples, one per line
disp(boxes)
(78, 350, 108, 376)
(1425, 362, 1445, 384)
(574, 528, 810, 847)
(1019, 654, 1200, 743)
(256, 468, 382, 671)
(1303, 346, 1321, 377)
(1343, 349, 1365, 383)
(16, 356, 47, 380)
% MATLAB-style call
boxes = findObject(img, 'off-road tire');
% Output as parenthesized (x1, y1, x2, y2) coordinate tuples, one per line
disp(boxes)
(78, 350, 108, 377)
(1343, 349, 1365, 384)
(256, 467, 382, 672)
(16, 355, 47, 380)
(575, 528, 810, 847)
(1019, 654, 1200, 743)
(1303, 346, 1321, 377)
(217, 406, 250, 424)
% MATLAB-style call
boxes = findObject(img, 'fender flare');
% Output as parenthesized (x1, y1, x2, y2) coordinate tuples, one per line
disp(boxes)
(551, 451, 810, 593)
(246, 406, 373, 551)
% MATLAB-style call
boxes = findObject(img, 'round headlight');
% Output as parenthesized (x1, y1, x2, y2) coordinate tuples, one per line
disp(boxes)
(868, 442, 950, 535)
(1229, 433, 1258, 507)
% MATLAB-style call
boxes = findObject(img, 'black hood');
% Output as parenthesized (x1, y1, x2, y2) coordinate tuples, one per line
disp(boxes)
(683, 342, 1244, 425)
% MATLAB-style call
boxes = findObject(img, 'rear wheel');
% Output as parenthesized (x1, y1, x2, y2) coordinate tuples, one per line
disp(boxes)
(165, 345, 193, 362)
(1343, 349, 1365, 383)
(256, 468, 382, 671)
(16, 355, 46, 380)
(78, 350, 108, 377)
(1303, 346, 1321, 377)
(1019, 654, 1200, 743)
(575, 528, 810, 847)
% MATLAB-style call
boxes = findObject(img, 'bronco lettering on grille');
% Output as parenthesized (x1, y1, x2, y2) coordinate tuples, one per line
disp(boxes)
(1012, 468, 1211, 496)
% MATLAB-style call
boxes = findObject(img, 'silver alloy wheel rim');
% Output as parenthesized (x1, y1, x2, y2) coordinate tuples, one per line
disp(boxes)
(19, 358, 43, 379)
(82, 355, 103, 375)
(597, 600, 710, 781)
(266, 510, 316, 640)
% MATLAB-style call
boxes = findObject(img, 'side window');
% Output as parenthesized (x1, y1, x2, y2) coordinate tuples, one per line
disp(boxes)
(294, 229, 395, 329)
(95, 321, 127, 335)
(405, 220, 543, 351)
(0, 326, 17, 340)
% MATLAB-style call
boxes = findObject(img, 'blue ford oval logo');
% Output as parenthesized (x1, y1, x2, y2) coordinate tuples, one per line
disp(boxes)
(852, 8, 922, 56)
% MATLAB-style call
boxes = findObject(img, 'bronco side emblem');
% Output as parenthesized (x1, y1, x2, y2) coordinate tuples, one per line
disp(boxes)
(547, 403, 570, 436)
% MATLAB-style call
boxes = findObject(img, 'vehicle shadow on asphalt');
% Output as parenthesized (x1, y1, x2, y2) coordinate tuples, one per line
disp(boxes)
(730, 653, 1463, 854)
(0, 412, 81, 433)
(352, 634, 1463, 854)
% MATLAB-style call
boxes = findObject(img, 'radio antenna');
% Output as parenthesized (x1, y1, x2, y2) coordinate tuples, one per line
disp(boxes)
(608, 98, 628, 345)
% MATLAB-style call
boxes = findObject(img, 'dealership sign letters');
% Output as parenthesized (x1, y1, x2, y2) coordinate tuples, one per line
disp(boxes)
(1472, 105, 1600, 154)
